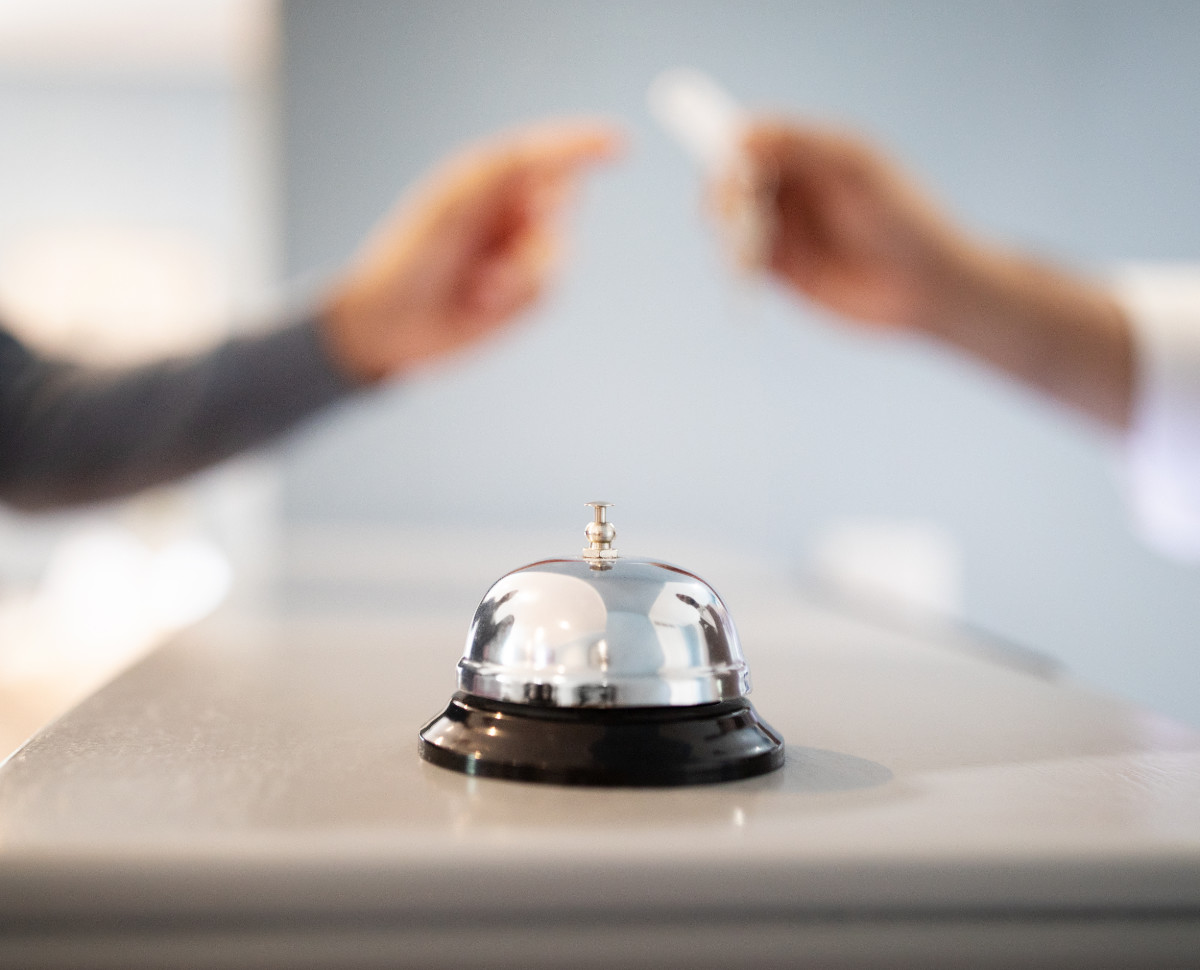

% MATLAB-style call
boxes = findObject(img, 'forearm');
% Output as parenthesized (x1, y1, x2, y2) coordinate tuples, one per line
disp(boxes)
(0, 316, 355, 511)
(920, 242, 1135, 431)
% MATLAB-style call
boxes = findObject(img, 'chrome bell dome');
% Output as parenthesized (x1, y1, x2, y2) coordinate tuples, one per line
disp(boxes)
(458, 502, 749, 708)
(418, 503, 784, 786)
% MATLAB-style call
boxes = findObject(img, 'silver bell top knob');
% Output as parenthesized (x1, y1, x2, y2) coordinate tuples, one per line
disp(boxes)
(582, 501, 618, 561)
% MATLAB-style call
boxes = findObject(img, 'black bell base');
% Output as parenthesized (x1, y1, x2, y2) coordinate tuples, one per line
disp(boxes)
(418, 691, 784, 787)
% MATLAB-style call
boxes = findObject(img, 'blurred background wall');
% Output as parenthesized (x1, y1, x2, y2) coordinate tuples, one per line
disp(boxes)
(1, 1, 1197, 743)
(277, 0, 1200, 725)
(0, 0, 275, 749)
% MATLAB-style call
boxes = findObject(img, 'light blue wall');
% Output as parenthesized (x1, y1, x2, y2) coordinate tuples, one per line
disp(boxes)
(277, 1, 1200, 725)
(0, 75, 238, 256)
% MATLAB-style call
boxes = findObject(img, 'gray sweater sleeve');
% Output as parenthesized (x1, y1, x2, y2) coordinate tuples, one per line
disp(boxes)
(0, 317, 357, 511)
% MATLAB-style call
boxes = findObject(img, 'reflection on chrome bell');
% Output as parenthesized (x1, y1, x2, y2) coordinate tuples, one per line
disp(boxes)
(418, 502, 784, 786)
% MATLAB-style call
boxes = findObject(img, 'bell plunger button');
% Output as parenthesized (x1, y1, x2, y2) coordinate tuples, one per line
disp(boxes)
(582, 501, 618, 561)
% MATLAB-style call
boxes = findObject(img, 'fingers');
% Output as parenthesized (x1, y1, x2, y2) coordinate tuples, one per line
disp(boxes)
(741, 120, 876, 183)
(462, 226, 556, 319)
(437, 120, 622, 221)
(501, 119, 624, 174)
(424, 119, 617, 278)
(709, 119, 865, 277)
(707, 122, 821, 281)
(442, 122, 618, 317)
(479, 124, 619, 239)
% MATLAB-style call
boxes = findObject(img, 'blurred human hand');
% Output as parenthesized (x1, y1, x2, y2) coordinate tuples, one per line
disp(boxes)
(322, 120, 620, 383)
(717, 120, 1133, 429)
(724, 121, 969, 331)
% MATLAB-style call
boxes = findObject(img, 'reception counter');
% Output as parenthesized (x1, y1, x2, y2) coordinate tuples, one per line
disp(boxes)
(1, 546, 1197, 969)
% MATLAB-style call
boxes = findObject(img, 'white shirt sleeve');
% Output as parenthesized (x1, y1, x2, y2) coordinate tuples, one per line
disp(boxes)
(1115, 264, 1200, 559)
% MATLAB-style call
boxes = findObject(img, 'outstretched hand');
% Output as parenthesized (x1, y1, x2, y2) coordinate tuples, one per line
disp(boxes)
(322, 120, 620, 383)
(725, 121, 970, 331)
(717, 119, 1133, 430)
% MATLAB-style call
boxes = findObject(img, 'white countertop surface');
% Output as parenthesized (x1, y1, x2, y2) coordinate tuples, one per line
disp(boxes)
(1, 540, 1198, 968)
